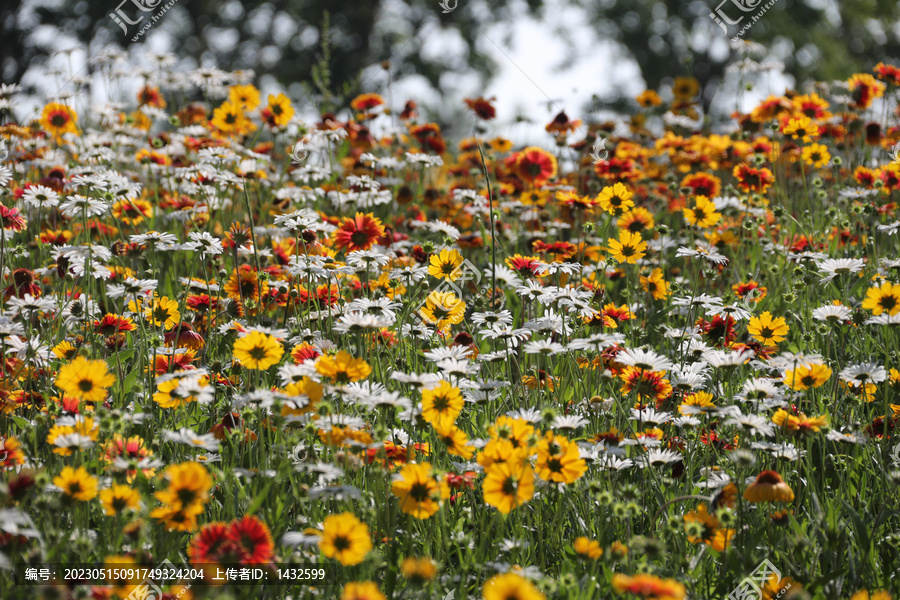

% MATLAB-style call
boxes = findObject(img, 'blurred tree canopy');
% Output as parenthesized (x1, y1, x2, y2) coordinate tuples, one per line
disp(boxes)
(2, 0, 899, 111)
(583, 0, 900, 111)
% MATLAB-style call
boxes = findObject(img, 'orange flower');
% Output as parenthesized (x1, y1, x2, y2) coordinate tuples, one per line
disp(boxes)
(464, 97, 497, 120)
(733, 163, 774, 194)
(350, 93, 385, 112)
(847, 73, 885, 110)
(612, 573, 686, 599)
(137, 85, 166, 108)
(681, 172, 721, 198)
(332, 213, 385, 252)
(744, 470, 794, 503)
(515, 147, 558, 184)
(545, 110, 582, 134)
(772, 409, 828, 434)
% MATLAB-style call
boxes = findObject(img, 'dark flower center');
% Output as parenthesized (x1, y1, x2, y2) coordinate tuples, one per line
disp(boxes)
(409, 482, 431, 502)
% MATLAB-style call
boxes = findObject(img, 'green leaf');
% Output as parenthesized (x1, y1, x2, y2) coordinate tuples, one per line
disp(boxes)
(842, 500, 870, 558)
(246, 479, 276, 514)
(122, 367, 140, 394)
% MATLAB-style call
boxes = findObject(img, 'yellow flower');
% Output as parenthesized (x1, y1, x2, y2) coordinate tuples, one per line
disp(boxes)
(112, 197, 153, 225)
(153, 461, 212, 511)
(483, 572, 545, 600)
(54, 466, 98, 501)
(636, 90, 662, 107)
(140, 295, 181, 330)
(104, 555, 142, 597)
(573, 537, 603, 560)
(315, 351, 371, 385)
(428, 248, 465, 281)
(683, 503, 734, 551)
(482, 461, 535, 514)
(211, 100, 256, 136)
(391, 462, 448, 519)
(640, 268, 670, 300)
(850, 590, 893, 600)
(489, 137, 513, 153)
(47, 417, 99, 456)
(519, 189, 550, 206)
(283, 376, 324, 408)
(420, 381, 464, 428)
(224, 267, 268, 304)
(341, 581, 386, 600)
(434, 422, 475, 459)
(608, 230, 647, 264)
(783, 364, 832, 390)
(597, 183, 635, 216)
(672, 77, 699, 101)
(841, 380, 877, 402)
(400, 557, 437, 584)
(683, 195, 721, 228)
(418, 290, 466, 332)
(52, 341, 78, 360)
(488, 416, 539, 453)
(535, 432, 587, 484)
(618, 207, 655, 234)
(747, 311, 789, 345)
(862, 281, 900, 316)
(679, 391, 715, 415)
(99, 484, 141, 515)
(40, 102, 78, 139)
(264, 93, 295, 127)
(783, 115, 818, 143)
(319, 512, 372, 566)
(55, 357, 116, 403)
(148, 504, 202, 532)
(801, 143, 831, 168)
(477, 438, 530, 471)
(228, 84, 261, 110)
(233, 331, 285, 370)
(772, 409, 828, 434)
(153, 374, 211, 409)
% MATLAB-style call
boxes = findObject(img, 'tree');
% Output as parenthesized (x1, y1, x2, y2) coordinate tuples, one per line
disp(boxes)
(2, 0, 898, 113)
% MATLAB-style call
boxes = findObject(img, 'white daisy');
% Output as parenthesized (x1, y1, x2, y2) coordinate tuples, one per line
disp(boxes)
(812, 304, 852, 322)
(816, 258, 865, 284)
(839, 362, 888, 384)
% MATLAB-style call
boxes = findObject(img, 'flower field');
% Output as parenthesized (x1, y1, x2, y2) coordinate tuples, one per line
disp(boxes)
(2, 59, 900, 600)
